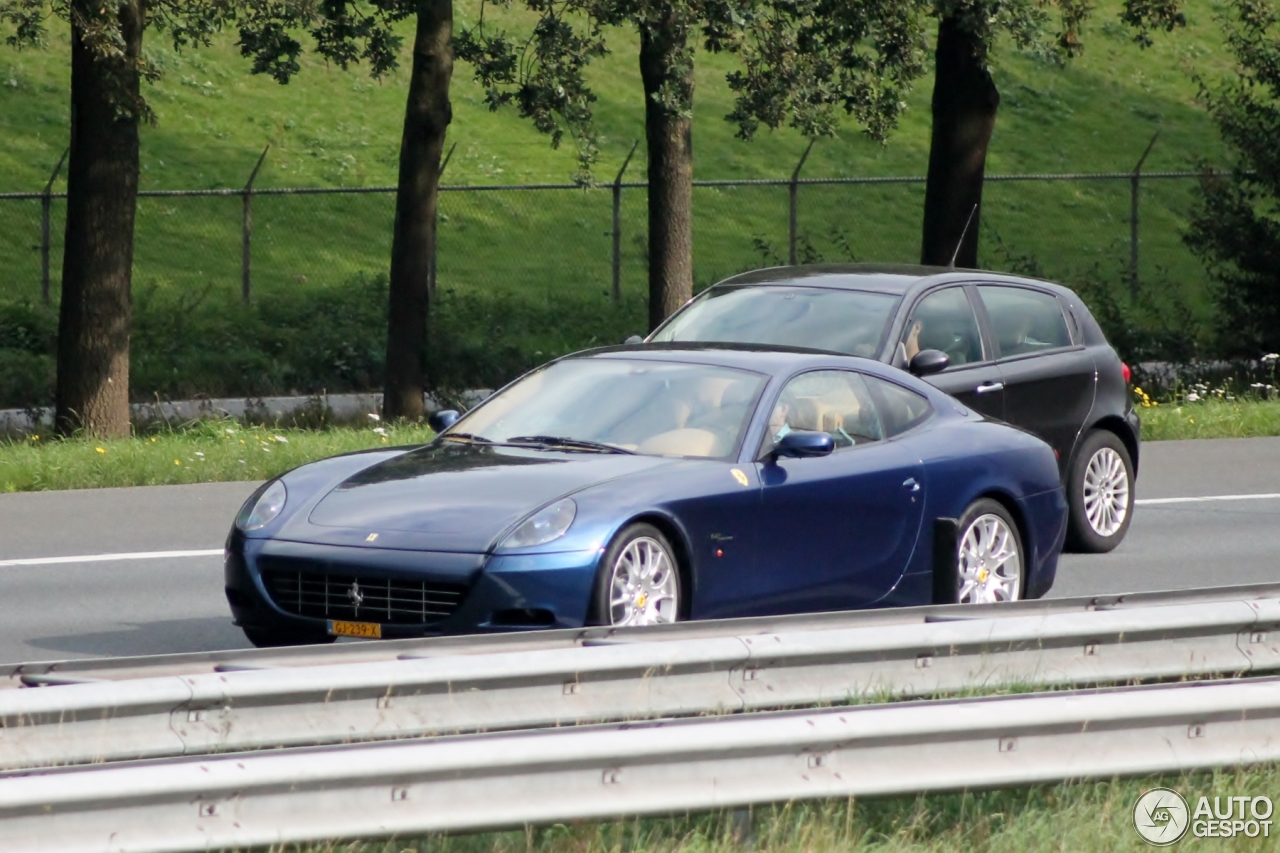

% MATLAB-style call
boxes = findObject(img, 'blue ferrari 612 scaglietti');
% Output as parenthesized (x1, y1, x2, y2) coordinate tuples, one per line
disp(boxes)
(225, 345, 1067, 647)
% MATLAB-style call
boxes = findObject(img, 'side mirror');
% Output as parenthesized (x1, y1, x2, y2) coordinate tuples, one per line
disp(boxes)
(428, 409, 460, 432)
(623, 334, 645, 345)
(773, 430, 835, 459)
(909, 348, 950, 377)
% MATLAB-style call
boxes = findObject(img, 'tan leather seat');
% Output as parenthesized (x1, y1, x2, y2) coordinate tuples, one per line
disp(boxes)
(637, 428, 722, 458)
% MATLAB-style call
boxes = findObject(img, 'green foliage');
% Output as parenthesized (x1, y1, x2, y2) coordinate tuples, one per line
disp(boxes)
(1184, 0, 1280, 358)
(0, 275, 645, 408)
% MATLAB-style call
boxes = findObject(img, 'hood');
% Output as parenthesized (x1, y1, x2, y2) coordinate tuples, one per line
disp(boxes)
(300, 442, 676, 552)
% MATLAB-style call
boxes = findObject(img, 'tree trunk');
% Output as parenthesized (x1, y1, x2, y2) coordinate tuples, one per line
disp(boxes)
(639, 9, 695, 332)
(919, 15, 1000, 269)
(384, 0, 453, 421)
(55, 1, 145, 438)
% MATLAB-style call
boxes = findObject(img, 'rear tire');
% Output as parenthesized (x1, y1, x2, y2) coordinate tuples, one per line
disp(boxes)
(956, 499, 1023, 604)
(241, 625, 337, 648)
(590, 523, 683, 627)
(1065, 429, 1134, 553)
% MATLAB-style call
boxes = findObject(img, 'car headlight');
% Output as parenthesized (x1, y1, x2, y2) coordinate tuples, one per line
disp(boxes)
(502, 498, 576, 549)
(236, 480, 287, 532)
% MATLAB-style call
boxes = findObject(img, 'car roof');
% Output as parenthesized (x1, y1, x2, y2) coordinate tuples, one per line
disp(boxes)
(711, 262, 1078, 298)
(569, 342, 897, 379)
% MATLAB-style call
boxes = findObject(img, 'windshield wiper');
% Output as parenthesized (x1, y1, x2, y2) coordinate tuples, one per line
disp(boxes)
(438, 432, 494, 444)
(505, 435, 635, 455)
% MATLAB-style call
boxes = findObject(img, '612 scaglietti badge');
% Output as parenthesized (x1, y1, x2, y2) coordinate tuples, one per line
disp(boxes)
(225, 344, 1067, 647)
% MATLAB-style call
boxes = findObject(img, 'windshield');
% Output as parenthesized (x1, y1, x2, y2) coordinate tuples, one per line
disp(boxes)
(449, 358, 767, 460)
(652, 285, 899, 357)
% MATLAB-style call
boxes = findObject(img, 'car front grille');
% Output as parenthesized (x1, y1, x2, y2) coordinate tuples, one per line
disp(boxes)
(263, 569, 468, 625)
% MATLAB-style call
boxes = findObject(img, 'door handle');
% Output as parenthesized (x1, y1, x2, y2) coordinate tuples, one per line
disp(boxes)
(975, 381, 1004, 394)
(902, 477, 920, 492)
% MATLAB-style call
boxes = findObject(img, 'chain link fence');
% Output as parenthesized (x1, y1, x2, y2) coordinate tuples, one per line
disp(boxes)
(0, 164, 1214, 312)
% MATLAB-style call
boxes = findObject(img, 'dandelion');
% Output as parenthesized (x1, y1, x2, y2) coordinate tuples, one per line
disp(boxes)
(30, 435, 39, 441)
(174, 459, 181, 466)
(95, 447, 105, 454)
(1189, 418, 1195, 424)
(367, 413, 381, 422)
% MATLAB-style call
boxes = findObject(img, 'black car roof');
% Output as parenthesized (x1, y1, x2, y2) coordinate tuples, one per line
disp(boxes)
(711, 263, 1078, 298)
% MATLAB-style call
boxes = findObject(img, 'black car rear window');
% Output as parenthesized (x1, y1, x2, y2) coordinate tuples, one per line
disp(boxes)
(651, 286, 899, 358)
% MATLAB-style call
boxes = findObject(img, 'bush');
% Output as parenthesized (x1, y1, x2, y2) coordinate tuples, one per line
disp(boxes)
(0, 275, 648, 409)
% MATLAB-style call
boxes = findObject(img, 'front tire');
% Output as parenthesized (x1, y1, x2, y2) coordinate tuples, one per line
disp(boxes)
(1065, 429, 1134, 553)
(591, 523, 682, 627)
(241, 625, 337, 648)
(956, 499, 1023, 604)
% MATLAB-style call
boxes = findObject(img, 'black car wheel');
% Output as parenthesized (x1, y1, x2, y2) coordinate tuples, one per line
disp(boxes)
(1065, 429, 1134, 553)
(241, 625, 337, 648)
(955, 498, 1023, 604)
(591, 523, 682, 627)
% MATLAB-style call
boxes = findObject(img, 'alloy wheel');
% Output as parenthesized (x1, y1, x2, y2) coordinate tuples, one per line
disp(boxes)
(958, 514, 1022, 604)
(1082, 446, 1130, 537)
(608, 536, 679, 626)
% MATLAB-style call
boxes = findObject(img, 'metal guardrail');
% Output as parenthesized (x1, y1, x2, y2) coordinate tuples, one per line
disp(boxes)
(9, 581, 1280, 687)
(4, 676, 1280, 852)
(2, 588, 1278, 771)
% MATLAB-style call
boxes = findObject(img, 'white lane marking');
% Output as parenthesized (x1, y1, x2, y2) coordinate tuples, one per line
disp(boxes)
(4, 496, 1279, 565)
(0, 549, 222, 568)
(1136, 493, 1280, 506)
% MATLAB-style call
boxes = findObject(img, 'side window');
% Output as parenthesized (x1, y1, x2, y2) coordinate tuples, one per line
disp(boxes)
(978, 286, 1073, 358)
(763, 370, 885, 455)
(864, 375, 934, 437)
(901, 287, 984, 368)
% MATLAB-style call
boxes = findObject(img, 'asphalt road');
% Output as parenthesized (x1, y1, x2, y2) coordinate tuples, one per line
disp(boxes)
(0, 437, 1277, 665)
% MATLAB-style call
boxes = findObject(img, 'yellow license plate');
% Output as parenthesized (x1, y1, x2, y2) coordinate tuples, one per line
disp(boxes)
(327, 619, 382, 639)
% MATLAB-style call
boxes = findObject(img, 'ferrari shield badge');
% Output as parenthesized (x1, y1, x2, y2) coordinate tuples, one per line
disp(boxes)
(730, 468, 749, 487)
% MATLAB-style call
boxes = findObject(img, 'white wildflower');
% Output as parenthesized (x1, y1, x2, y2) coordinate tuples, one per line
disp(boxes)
(1262, 353, 1279, 363)
(1186, 392, 1200, 402)
(367, 412, 381, 422)
(273, 435, 289, 443)
(372, 427, 388, 436)
(194, 451, 205, 458)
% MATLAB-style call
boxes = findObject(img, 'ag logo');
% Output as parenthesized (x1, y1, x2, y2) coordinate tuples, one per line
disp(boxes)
(1134, 787, 1190, 846)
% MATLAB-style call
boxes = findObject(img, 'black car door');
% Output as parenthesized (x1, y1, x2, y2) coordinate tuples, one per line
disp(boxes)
(895, 285, 1005, 419)
(974, 284, 1097, 467)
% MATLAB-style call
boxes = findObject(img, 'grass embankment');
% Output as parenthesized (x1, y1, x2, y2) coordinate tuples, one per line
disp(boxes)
(4, 399, 1279, 493)
(0, 421, 434, 493)
(0, 0, 1239, 405)
(272, 765, 1277, 853)
(1139, 398, 1280, 441)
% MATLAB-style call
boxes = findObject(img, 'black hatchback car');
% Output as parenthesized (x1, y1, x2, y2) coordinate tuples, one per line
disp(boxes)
(648, 264, 1139, 553)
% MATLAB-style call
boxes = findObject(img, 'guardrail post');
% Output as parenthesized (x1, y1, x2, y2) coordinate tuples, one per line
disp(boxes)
(611, 141, 640, 304)
(789, 139, 815, 266)
(242, 145, 270, 303)
(1129, 131, 1158, 301)
(40, 148, 68, 304)
(428, 141, 456, 301)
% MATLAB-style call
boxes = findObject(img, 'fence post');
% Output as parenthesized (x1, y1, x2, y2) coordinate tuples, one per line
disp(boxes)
(1129, 131, 1159, 301)
(428, 141, 457, 301)
(40, 148, 68, 304)
(611, 141, 640, 304)
(242, 145, 270, 303)
(788, 139, 815, 266)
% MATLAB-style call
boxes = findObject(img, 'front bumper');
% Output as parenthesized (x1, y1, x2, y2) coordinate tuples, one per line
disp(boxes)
(224, 530, 603, 639)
